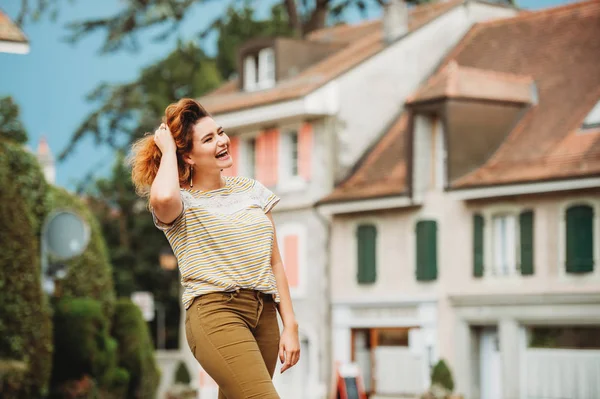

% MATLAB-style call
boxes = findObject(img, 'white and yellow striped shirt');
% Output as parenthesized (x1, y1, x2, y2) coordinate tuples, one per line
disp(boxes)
(152, 176, 280, 309)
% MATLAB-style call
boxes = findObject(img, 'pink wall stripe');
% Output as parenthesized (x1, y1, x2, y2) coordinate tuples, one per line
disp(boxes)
(284, 234, 299, 288)
(299, 122, 312, 180)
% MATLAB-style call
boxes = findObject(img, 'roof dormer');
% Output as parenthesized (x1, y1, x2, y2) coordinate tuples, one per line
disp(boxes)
(238, 36, 344, 92)
(240, 38, 276, 92)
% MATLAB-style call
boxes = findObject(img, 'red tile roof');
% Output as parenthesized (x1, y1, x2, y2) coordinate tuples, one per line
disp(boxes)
(450, 0, 600, 187)
(324, 0, 600, 204)
(319, 112, 409, 204)
(0, 10, 28, 45)
(407, 61, 535, 104)
(199, 0, 464, 115)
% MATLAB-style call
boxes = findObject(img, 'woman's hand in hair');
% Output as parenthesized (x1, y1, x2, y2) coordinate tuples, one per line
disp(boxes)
(154, 123, 176, 155)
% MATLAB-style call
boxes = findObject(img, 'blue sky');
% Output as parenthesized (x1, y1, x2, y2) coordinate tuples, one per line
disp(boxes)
(0, 0, 574, 190)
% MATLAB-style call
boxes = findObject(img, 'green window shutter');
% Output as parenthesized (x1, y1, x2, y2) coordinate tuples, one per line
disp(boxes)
(473, 214, 484, 277)
(416, 220, 438, 281)
(520, 210, 535, 276)
(357, 225, 377, 284)
(566, 205, 594, 273)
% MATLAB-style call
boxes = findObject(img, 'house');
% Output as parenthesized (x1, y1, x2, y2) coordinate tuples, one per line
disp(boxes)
(194, 0, 517, 398)
(0, 9, 29, 54)
(316, 0, 600, 398)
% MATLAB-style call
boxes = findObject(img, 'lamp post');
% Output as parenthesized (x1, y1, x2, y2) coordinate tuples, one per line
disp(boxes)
(41, 210, 90, 295)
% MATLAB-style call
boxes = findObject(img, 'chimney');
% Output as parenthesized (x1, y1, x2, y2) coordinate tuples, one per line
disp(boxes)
(36, 136, 56, 184)
(383, 0, 409, 44)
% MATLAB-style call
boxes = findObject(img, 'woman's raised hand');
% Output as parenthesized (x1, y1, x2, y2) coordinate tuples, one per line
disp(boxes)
(154, 123, 176, 154)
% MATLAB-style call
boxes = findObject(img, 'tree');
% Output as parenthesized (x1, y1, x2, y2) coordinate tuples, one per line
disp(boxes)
(83, 152, 182, 349)
(58, 41, 222, 160)
(0, 96, 28, 144)
(0, 96, 53, 399)
(16, 0, 391, 54)
(216, 3, 294, 80)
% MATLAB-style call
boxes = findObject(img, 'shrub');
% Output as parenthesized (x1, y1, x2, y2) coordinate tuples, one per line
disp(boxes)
(175, 361, 191, 384)
(111, 298, 160, 398)
(431, 359, 454, 393)
(50, 298, 118, 386)
(0, 137, 53, 398)
(100, 367, 131, 399)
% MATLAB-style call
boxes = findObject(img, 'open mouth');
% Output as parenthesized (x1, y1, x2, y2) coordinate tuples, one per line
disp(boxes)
(216, 149, 229, 159)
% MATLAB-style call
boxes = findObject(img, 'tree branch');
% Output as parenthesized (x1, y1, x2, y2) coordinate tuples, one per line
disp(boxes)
(302, 0, 332, 36)
(17, 0, 29, 26)
(283, 0, 302, 37)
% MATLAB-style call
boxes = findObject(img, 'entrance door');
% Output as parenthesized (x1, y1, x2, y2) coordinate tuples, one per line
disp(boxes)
(480, 327, 502, 399)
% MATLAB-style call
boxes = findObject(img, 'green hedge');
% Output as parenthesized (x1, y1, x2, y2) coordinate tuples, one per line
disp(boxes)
(47, 186, 116, 319)
(51, 297, 130, 399)
(0, 138, 53, 398)
(51, 298, 117, 384)
(111, 298, 160, 398)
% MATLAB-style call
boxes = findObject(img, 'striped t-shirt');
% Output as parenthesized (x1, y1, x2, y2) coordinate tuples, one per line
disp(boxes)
(152, 176, 280, 309)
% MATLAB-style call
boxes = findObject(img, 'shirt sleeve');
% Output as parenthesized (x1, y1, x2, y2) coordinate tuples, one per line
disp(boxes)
(253, 179, 280, 214)
(151, 200, 187, 232)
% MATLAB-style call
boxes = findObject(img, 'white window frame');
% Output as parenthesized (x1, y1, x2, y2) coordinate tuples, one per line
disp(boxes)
(558, 198, 600, 281)
(491, 213, 519, 277)
(480, 205, 526, 280)
(258, 47, 275, 89)
(243, 55, 257, 91)
(432, 117, 447, 190)
(581, 100, 600, 130)
(240, 134, 257, 179)
(277, 123, 306, 193)
(277, 223, 307, 298)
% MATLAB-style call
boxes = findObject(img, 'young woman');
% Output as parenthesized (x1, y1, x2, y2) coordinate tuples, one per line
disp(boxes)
(130, 98, 300, 398)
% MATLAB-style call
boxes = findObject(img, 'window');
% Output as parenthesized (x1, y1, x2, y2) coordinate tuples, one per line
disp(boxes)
(473, 210, 535, 278)
(416, 220, 437, 281)
(357, 224, 377, 284)
(473, 214, 484, 277)
(241, 137, 256, 179)
(258, 48, 275, 88)
(492, 214, 518, 276)
(243, 48, 275, 91)
(566, 205, 594, 273)
(581, 100, 600, 130)
(289, 131, 299, 177)
(244, 55, 257, 91)
(279, 129, 300, 182)
(278, 123, 313, 189)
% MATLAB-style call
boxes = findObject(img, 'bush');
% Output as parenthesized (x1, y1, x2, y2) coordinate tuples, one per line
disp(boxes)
(175, 361, 191, 384)
(100, 367, 131, 399)
(0, 137, 53, 398)
(111, 298, 160, 398)
(431, 359, 454, 392)
(47, 186, 116, 319)
(50, 298, 118, 386)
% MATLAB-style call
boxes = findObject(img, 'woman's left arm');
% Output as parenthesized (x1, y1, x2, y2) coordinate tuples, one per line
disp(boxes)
(266, 211, 300, 374)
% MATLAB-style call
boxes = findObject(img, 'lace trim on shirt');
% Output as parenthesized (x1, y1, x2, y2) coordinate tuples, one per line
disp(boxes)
(181, 183, 269, 215)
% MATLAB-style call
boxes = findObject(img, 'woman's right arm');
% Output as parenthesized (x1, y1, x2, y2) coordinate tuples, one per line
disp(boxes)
(149, 124, 183, 224)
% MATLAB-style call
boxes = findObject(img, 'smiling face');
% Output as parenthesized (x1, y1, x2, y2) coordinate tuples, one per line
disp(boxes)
(184, 116, 233, 172)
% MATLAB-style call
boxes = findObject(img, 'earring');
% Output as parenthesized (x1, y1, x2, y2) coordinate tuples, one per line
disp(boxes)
(189, 166, 194, 188)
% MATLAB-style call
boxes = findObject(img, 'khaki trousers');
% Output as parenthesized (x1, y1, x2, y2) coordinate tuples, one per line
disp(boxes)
(185, 289, 281, 399)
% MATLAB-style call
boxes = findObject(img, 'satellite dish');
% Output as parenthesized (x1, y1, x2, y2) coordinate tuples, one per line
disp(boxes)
(43, 210, 90, 260)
